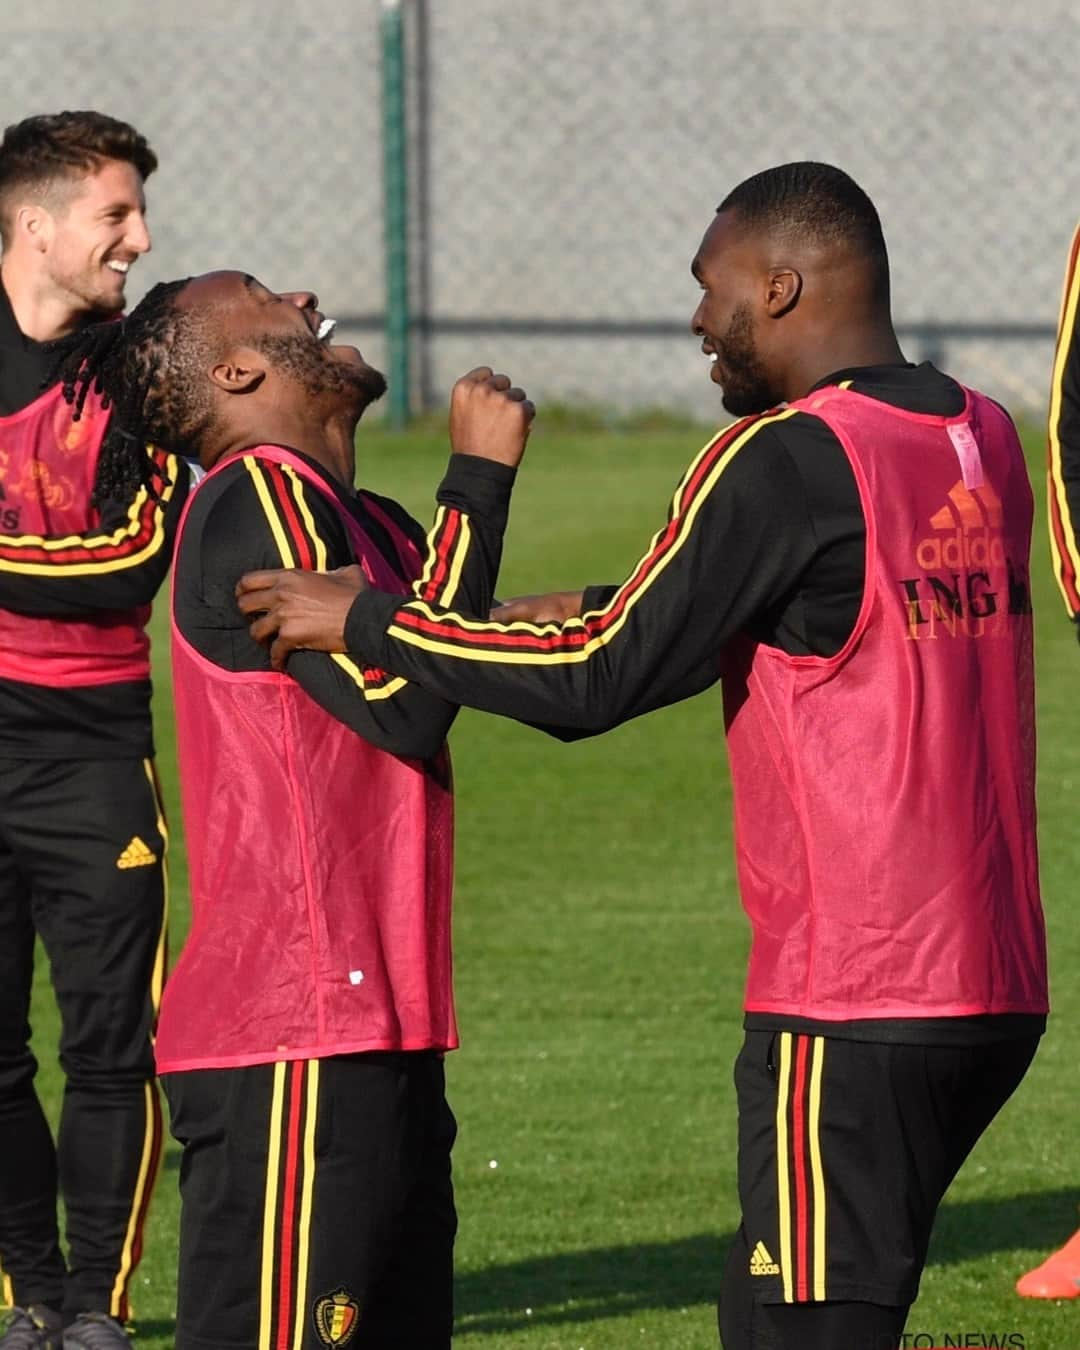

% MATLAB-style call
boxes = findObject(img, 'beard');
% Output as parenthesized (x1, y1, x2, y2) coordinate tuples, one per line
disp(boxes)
(714, 301, 780, 416)
(48, 256, 127, 319)
(253, 334, 387, 411)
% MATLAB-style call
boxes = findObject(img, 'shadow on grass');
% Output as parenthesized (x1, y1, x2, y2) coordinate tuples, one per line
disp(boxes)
(454, 1190, 1080, 1336)
(455, 1232, 728, 1336)
(929, 1187, 1080, 1266)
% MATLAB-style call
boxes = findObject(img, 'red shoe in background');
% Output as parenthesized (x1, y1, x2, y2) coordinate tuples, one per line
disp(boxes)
(1016, 1226, 1080, 1299)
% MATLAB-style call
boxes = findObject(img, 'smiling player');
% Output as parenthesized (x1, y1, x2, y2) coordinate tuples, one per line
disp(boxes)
(0, 112, 186, 1350)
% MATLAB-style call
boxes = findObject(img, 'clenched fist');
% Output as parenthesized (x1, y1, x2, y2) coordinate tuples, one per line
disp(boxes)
(449, 366, 535, 468)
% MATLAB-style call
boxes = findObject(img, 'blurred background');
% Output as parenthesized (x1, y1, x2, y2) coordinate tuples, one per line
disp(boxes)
(0, 0, 1076, 423)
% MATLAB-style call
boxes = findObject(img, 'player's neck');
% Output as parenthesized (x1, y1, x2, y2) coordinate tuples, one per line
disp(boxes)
(785, 323, 906, 402)
(0, 256, 95, 343)
(210, 412, 358, 488)
(313, 418, 358, 489)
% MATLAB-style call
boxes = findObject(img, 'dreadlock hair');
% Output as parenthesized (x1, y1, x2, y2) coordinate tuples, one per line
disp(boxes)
(49, 277, 218, 508)
(0, 110, 157, 248)
(718, 162, 891, 303)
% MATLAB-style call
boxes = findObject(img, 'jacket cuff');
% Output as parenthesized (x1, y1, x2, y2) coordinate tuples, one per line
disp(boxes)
(344, 589, 403, 665)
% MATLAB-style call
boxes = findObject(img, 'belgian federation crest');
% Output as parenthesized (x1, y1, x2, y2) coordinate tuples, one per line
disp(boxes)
(312, 1288, 360, 1346)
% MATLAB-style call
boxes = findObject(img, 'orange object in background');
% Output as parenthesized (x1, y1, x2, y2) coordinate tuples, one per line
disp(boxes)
(1016, 1226, 1080, 1299)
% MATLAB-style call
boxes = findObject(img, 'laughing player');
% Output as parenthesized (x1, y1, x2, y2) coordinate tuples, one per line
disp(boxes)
(53, 269, 532, 1349)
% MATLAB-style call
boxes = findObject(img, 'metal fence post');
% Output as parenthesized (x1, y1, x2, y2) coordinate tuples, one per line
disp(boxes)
(380, 0, 410, 427)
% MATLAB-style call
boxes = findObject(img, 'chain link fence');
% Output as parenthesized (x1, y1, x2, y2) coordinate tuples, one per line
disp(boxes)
(2, 0, 1077, 420)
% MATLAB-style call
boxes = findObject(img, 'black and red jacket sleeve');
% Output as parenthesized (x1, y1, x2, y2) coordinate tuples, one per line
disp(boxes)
(343, 412, 829, 731)
(1048, 222, 1080, 625)
(0, 447, 189, 616)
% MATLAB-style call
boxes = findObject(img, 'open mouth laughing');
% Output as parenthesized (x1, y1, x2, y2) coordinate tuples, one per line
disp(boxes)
(701, 340, 722, 378)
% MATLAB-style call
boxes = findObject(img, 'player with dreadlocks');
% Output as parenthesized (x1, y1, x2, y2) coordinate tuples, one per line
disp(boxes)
(56, 267, 533, 1350)
(0, 114, 188, 1350)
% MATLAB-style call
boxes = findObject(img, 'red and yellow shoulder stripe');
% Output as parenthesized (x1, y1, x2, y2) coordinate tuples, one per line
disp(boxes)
(243, 455, 407, 702)
(243, 456, 327, 572)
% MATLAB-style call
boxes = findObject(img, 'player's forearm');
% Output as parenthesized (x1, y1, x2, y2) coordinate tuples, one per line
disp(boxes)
(287, 646, 456, 760)
(414, 455, 517, 617)
(342, 568, 721, 733)
(0, 549, 172, 615)
(343, 592, 610, 727)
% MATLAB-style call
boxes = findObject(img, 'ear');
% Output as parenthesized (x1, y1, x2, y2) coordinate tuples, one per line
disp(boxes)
(14, 203, 54, 254)
(208, 347, 266, 395)
(765, 267, 802, 319)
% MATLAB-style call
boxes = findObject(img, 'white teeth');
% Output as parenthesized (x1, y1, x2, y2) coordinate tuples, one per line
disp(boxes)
(317, 318, 337, 342)
(106, 260, 130, 274)
(709, 353, 719, 363)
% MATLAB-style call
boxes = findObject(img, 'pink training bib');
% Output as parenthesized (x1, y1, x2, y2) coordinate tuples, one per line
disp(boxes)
(157, 447, 457, 1072)
(725, 387, 1046, 1021)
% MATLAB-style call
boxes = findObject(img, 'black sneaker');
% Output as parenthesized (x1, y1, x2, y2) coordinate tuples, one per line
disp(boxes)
(61, 1315, 130, 1350)
(0, 1307, 63, 1350)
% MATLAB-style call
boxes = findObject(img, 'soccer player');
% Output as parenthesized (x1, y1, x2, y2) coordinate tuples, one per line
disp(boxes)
(0, 113, 187, 1350)
(239, 163, 1049, 1350)
(53, 269, 532, 1349)
(1014, 219, 1080, 1301)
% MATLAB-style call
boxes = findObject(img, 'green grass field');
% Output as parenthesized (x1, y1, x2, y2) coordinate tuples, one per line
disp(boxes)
(25, 414, 1080, 1349)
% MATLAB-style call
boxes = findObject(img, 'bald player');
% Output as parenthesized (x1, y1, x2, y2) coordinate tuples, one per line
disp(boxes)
(240, 162, 1048, 1350)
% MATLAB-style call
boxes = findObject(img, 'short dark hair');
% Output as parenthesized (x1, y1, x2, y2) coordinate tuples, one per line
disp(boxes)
(718, 161, 890, 295)
(0, 110, 157, 245)
(50, 278, 218, 507)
